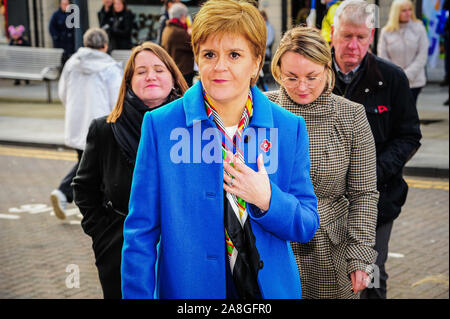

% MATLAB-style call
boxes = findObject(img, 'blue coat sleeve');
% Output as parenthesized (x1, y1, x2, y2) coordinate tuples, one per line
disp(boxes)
(248, 116, 319, 243)
(121, 112, 160, 299)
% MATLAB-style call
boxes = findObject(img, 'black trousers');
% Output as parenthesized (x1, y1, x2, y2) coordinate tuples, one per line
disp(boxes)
(360, 220, 394, 299)
(58, 149, 83, 203)
(410, 87, 422, 107)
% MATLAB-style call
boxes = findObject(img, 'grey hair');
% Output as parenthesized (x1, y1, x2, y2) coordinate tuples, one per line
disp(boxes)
(83, 27, 109, 49)
(333, 0, 375, 31)
(168, 3, 188, 19)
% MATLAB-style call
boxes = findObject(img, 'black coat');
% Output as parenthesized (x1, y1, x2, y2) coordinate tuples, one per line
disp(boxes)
(109, 9, 134, 50)
(73, 116, 134, 299)
(98, 5, 114, 29)
(49, 9, 75, 56)
(333, 52, 422, 225)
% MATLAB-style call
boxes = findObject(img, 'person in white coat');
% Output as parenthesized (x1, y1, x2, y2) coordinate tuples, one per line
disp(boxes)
(378, 0, 428, 105)
(50, 27, 123, 220)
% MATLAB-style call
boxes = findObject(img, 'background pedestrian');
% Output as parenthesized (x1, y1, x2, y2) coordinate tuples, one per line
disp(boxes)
(73, 41, 187, 299)
(260, 10, 275, 61)
(109, 0, 134, 50)
(161, 2, 194, 86)
(49, 0, 75, 67)
(98, 0, 114, 30)
(50, 28, 123, 220)
(330, 0, 422, 299)
(8, 25, 30, 86)
(320, 0, 343, 43)
(378, 0, 428, 105)
(156, 0, 180, 45)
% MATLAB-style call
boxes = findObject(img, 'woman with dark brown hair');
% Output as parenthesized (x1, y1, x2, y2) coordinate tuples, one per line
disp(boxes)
(72, 41, 187, 299)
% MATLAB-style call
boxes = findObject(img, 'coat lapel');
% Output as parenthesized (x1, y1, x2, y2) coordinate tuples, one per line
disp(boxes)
(268, 88, 335, 184)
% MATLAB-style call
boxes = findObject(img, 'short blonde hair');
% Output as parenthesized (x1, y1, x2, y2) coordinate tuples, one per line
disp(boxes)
(384, 0, 418, 32)
(271, 26, 335, 90)
(107, 42, 188, 123)
(191, 0, 266, 86)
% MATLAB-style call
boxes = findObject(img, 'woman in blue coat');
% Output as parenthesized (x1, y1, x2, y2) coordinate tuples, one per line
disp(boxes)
(121, 0, 319, 299)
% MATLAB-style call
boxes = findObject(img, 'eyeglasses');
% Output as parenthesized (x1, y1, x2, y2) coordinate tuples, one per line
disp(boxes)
(280, 69, 325, 89)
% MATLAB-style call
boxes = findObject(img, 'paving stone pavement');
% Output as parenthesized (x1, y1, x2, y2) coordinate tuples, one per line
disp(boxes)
(0, 150, 103, 299)
(0, 146, 448, 299)
(385, 179, 449, 299)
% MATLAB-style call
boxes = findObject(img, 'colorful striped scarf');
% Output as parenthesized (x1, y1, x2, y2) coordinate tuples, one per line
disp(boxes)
(203, 90, 261, 299)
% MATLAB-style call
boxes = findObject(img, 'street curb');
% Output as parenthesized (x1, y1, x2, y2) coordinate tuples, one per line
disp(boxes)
(0, 140, 72, 151)
(404, 166, 449, 179)
(0, 97, 62, 104)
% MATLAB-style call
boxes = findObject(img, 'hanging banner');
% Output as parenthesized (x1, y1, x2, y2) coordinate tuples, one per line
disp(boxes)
(422, 0, 446, 67)
(306, 0, 317, 27)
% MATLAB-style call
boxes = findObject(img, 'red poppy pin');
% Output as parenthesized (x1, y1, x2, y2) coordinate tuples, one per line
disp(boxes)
(377, 105, 388, 114)
(260, 139, 271, 153)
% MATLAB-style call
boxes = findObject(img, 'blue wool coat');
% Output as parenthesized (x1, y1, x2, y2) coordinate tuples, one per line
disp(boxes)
(121, 81, 319, 299)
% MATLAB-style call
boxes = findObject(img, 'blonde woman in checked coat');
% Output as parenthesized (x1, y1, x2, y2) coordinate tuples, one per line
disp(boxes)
(266, 27, 379, 299)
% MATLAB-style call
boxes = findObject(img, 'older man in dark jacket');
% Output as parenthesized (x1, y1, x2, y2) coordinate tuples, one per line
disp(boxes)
(161, 2, 194, 86)
(330, 0, 422, 299)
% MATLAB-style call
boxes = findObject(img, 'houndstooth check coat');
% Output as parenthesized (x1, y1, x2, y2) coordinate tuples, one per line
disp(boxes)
(266, 87, 379, 299)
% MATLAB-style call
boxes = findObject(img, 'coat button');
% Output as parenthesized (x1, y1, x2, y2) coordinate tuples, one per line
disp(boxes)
(259, 260, 264, 269)
(378, 81, 383, 86)
(365, 88, 370, 93)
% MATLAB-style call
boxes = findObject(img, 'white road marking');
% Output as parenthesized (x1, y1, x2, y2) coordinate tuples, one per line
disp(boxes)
(9, 204, 51, 214)
(29, 207, 53, 214)
(6, 203, 81, 222)
(0, 213, 20, 219)
(388, 252, 405, 258)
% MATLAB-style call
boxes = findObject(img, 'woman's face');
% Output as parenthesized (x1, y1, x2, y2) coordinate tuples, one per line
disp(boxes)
(131, 50, 174, 108)
(279, 51, 328, 105)
(399, 3, 413, 23)
(113, 0, 124, 12)
(103, 0, 113, 7)
(197, 33, 260, 110)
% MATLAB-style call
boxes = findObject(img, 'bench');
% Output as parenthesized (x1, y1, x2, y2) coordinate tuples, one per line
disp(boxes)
(0, 46, 64, 103)
(110, 50, 132, 68)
